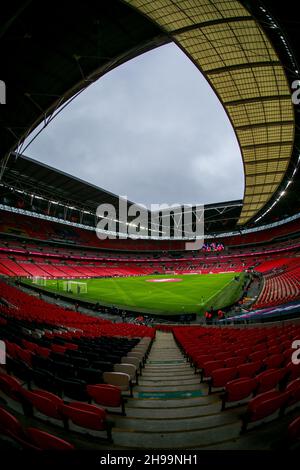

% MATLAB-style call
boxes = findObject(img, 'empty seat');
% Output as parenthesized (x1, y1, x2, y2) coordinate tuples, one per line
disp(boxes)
(241, 390, 288, 433)
(77, 367, 103, 385)
(222, 377, 257, 410)
(237, 361, 262, 378)
(87, 384, 125, 415)
(208, 367, 237, 394)
(121, 356, 141, 375)
(201, 360, 224, 382)
(114, 363, 138, 386)
(249, 351, 266, 362)
(264, 354, 284, 370)
(224, 357, 244, 368)
(91, 361, 113, 372)
(21, 389, 64, 422)
(288, 416, 300, 444)
(56, 378, 88, 401)
(0, 374, 22, 400)
(284, 362, 300, 382)
(255, 369, 285, 395)
(286, 378, 300, 407)
(27, 427, 74, 450)
(0, 406, 35, 449)
(61, 402, 112, 441)
(32, 368, 57, 394)
(103, 372, 132, 396)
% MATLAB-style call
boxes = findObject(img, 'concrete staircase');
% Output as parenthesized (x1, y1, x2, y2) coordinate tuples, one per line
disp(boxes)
(111, 331, 242, 449)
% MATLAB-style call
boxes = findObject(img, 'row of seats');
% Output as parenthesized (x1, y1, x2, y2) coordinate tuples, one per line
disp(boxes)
(0, 374, 113, 441)
(0, 281, 155, 338)
(254, 260, 300, 309)
(174, 324, 300, 432)
(0, 406, 74, 450)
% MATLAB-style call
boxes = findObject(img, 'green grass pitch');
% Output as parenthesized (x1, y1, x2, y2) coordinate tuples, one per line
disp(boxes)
(25, 272, 246, 316)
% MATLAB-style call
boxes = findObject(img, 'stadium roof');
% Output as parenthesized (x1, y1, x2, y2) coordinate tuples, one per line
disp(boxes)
(0, 0, 299, 231)
(1, 153, 137, 215)
(1, 153, 242, 234)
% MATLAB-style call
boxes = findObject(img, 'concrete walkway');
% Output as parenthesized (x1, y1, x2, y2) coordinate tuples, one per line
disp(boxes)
(111, 331, 242, 449)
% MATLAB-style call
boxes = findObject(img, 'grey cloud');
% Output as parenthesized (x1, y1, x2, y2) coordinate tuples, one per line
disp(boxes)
(25, 43, 244, 206)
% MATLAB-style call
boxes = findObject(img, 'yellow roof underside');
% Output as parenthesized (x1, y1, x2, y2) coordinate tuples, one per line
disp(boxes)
(124, 0, 294, 225)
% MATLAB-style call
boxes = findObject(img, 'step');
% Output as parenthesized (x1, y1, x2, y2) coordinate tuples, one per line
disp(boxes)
(124, 402, 225, 419)
(139, 378, 200, 386)
(135, 383, 203, 393)
(113, 413, 239, 432)
(112, 422, 241, 449)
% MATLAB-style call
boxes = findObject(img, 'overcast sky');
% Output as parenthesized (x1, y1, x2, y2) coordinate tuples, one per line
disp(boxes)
(25, 43, 244, 207)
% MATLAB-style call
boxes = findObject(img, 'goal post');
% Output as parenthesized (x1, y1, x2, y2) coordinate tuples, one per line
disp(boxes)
(32, 276, 46, 286)
(62, 281, 87, 295)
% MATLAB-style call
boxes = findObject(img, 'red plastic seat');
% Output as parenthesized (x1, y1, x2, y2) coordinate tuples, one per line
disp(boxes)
(249, 351, 266, 362)
(255, 369, 285, 395)
(264, 354, 284, 370)
(0, 406, 37, 449)
(22, 389, 64, 420)
(35, 346, 50, 358)
(61, 402, 112, 440)
(237, 361, 262, 378)
(284, 362, 300, 382)
(288, 416, 300, 443)
(51, 344, 66, 354)
(222, 377, 257, 410)
(286, 378, 300, 406)
(27, 427, 74, 450)
(224, 357, 244, 368)
(241, 390, 288, 432)
(0, 406, 24, 438)
(201, 360, 224, 381)
(209, 367, 237, 394)
(0, 374, 22, 401)
(87, 384, 125, 415)
(235, 348, 252, 360)
(192, 354, 211, 372)
(17, 348, 33, 366)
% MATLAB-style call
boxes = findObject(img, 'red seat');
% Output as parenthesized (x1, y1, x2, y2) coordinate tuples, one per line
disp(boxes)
(284, 362, 300, 382)
(0, 406, 24, 439)
(222, 377, 257, 410)
(61, 402, 112, 441)
(209, 367, 237, 394)
(286, 378, 300, 406)
(249, 351, 266, 362)
(51, 344, 66, 354)
(22, 389, 64, 420)
(255, 369, 285, 395)
(0, 374, 22, 401)
(215, 351, 233, 361)
(288, 416, 300, 443)
(27, 427, 74, 450)
(87, 384, 125, 415)
(35, 346, 50, 358)
(17, 348, 33, 366)
(224, 357, 244, 368)
(237, 361, 262, 378)
(201, 360, 224, 381)
(192, 354, 211, 372)
(264, 354, 284, 370)
(0, 407, 37, 449)
(241, 390, 288, 432)
(235, 348, 252, 360)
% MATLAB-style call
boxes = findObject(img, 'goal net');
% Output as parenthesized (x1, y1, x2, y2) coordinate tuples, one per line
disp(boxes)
(62, 281, 87, 295)
(32, 277, 46, 286)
